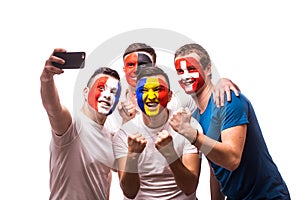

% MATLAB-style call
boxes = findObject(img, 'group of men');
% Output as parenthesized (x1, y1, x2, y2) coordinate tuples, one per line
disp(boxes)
(41, 42, 290, 199)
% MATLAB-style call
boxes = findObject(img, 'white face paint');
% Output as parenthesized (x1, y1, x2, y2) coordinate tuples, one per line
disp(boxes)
(96, 77, 119, 115)
(88, 75, 120, 115)
(177, 60, 200, 92)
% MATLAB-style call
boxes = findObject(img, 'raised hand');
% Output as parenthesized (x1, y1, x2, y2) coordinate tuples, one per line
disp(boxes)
(127, 134, 147, 154)
(41, 48, 66, 82)
(118, 100, 137, 124)
(155, 130, 178, 163)
(169, 108, 195, 142)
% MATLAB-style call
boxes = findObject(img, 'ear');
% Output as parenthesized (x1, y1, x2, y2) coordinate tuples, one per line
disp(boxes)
(83, 86, 89, 101)
(168, 90, 173, 103)
(205, 63, 212, 77)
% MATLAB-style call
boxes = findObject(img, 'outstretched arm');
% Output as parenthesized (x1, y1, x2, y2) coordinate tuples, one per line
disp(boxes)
(40, 48, 72, 135)
(214, 78, 240, 107)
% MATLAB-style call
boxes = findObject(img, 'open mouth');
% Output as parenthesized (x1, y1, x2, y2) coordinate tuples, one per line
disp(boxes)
(98, 100, 111, 108)
(181, 78, 195, 86)
(146, 102, 159, 107)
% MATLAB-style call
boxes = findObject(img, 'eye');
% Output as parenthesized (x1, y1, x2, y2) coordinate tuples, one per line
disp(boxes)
(111, 88, 117, 95)
(154, 86, 166, 92)
(98, 86, 105, 91)
(187, 66, 197, 72)
(126, 62, 136, 68)
(176, 68, 184, 74)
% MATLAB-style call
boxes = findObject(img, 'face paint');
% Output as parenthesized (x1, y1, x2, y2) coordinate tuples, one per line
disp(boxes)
(88, 75, 121, 115)
(124, 52, 153, 87)
(136, 77, 169, 116)
(174, 57, 206, 94)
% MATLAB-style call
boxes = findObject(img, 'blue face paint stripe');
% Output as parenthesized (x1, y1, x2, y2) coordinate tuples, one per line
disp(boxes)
(136, 78, 147, 114)
(107, 82, 122, 116)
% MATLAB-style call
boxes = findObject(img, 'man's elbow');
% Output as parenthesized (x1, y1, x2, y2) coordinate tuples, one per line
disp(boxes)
(227, 158, 241, 171)
(123, 191, 138, 200)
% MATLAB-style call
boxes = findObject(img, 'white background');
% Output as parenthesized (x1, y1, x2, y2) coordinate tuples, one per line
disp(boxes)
(1, 0, 299, 199)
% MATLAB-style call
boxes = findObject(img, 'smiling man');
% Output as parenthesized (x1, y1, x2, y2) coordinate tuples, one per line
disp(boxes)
(41, 48, 121, 200)
(170, 43, 291, 200)
(113, 65, 202, 200)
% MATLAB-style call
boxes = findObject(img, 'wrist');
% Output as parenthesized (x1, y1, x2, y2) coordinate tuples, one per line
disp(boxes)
(191, 129, 199, 145)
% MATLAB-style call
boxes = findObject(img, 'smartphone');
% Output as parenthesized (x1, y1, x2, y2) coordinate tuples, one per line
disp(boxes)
(53, 52, 86, 69)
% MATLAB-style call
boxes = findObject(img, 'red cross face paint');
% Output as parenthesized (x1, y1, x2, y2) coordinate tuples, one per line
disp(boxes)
(88, 75, 121, 115)
(174, 57, 205, 94)
(136, 77, 169, 117)
(124, 52, 153, 87)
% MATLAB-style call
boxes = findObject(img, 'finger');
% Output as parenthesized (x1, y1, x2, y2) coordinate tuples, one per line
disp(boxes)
(230, 85, 240, 96)
(219, 87, 225, 107)
(224, 85, 231, 102)
(213, 88, 220, 108)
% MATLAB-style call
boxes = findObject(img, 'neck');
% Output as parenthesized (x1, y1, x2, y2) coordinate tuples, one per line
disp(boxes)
(81, 103, 107, 125)
(142, 109, 169, 129)
(192, 82, 214, 114)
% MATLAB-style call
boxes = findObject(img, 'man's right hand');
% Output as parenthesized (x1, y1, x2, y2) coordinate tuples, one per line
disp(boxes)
(40, 48, 66, 82)
(127, 134, 147, 154)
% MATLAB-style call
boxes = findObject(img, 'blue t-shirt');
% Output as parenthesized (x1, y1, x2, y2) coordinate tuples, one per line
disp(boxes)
(192, 92, 290, 200)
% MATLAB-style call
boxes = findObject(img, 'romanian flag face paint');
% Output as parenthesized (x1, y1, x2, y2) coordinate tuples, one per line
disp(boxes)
(136, 77, 169, 117)
(88, 75, 121, 115)
(124, 52, 153, 87)
(174, 57, 205, 94)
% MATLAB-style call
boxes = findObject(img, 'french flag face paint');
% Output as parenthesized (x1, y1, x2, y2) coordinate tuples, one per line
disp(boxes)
(88, 75, 121, 115)
(174, 57, 205, 94)
(124, 52, 153, 87)
(136, 77, 169, 117)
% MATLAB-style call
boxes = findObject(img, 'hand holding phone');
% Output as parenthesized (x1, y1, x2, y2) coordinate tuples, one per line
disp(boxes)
(53, 52, 86, 69)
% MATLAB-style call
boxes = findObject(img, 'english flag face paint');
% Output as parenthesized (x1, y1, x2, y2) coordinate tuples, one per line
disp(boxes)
(88, 75, 121, 115)
(136, 77, 169, 117)
(174, 57, 205, 94)
(124, 52, 153, 87)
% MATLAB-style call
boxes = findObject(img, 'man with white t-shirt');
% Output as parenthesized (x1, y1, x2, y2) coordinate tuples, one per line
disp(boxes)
(113, 66, 202, 200)
(41, 48, 121, 200)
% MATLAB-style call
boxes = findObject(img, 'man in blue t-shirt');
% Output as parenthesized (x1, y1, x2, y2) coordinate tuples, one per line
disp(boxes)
(169, 43, 291, 199)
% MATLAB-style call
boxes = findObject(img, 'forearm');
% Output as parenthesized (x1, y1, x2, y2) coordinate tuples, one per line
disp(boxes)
(210, 165, 225, 200)
(169, 158, 199, 195)
(40, 75, 71, 134)
(195, 133, 240, 171)
(120, 153, 141, 199)
(40, 77, 62, 116)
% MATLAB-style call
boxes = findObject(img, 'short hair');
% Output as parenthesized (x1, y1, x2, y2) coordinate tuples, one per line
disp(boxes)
(174, 43, 211, 70)
(87, 67, 120, 87)
(136, 64, 170, 90)
(123, 43, 157, 63)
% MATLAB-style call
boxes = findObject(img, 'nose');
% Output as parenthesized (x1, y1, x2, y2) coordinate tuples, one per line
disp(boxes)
(147, 90, 157, 100)
(102, 89, 111, 99)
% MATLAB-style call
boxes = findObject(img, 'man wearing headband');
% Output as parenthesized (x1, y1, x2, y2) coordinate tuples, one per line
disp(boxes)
(117, 43, 240, 125)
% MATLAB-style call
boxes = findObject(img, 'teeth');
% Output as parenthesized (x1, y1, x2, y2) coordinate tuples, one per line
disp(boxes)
(182, 79, 194, 85)
(146, 102, 158, 107)
(98, 101, 111, 107)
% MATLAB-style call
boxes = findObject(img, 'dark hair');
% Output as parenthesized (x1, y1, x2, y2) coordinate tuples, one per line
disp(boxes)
(174, 43, 211, 70)
(87, 67, 120, 87)
(123, 43, 157, 63)
(136, 64, 170, 89)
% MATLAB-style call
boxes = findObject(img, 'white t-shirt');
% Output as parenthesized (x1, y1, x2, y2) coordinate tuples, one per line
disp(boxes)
(49, 111, 116, 200)
(113, 109, 202, 200)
